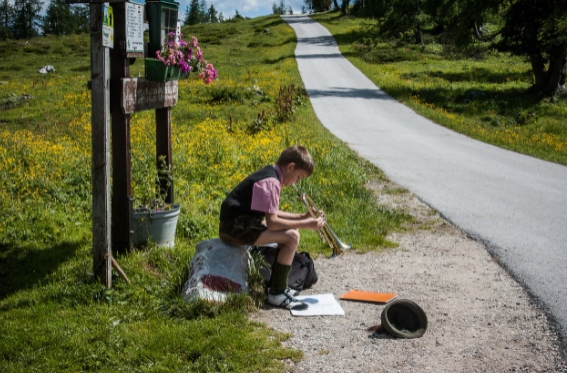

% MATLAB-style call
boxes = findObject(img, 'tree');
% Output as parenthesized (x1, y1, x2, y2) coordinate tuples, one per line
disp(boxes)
(496, 0, 566, 94)
(303, 0, 330, 13)
(184, 0, 200, 25)
(72, 4, 89, 34)
(43, 0, 89, 35)
(351, 0, 391, 19)
(0, 0, 15, 40)
(381, 0, 429, 46)
(183, 5, 190, 25)
(233, 9, 244, 20)
(422, 0, 496, 45)
(273, 0, 286, 15)
(43, 0, 72, 35)
(207, 3, 219, 23)
(186, 0, 219, 24)
(13, 0, 43, 39)
(340, 0, 351, 15)
(198, 0, 207, 22)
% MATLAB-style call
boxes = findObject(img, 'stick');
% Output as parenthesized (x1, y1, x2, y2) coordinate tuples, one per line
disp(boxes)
(111, 257, 131, 284)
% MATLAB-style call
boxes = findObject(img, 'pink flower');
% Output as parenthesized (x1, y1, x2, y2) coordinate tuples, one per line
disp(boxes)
(180, 60, 191, 74)
(198, 63, 217, 84)
(154, 33, 216, 84)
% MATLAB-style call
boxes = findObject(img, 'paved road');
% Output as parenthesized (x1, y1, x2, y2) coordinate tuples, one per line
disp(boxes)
(282, 15, 567, 343)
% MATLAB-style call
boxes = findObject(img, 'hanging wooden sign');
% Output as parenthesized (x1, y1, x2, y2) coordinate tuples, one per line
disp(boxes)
(122, 78, 179, 114)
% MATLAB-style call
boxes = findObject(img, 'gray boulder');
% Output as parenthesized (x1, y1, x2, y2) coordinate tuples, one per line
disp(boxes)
(182, 239, 251, 302)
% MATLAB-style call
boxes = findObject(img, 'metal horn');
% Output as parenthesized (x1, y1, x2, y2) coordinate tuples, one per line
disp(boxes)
(293, 184, 352, 257)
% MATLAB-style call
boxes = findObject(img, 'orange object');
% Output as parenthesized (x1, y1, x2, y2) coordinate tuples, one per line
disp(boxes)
(340, 289, 398, 304)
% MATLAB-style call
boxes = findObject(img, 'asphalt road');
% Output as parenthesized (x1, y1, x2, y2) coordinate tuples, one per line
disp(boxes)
(282, 15, 567, 343)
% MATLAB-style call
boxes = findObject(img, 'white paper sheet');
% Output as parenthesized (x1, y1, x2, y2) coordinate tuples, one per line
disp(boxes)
(290, 293, 345, 316)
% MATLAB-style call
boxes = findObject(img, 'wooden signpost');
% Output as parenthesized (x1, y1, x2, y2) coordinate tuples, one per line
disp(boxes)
(70, 0, 178, 287)
(89, 3, 112, 288)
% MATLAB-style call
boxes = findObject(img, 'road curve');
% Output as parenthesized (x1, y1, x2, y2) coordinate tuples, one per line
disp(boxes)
(282, 15, 567, 342)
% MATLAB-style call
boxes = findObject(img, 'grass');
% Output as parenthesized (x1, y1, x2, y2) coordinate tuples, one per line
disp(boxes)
(0, 15, 409, 372)
(311, 12, 567, 165)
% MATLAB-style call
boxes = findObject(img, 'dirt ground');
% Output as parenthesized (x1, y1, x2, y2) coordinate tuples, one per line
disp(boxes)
(250, 178, 566, 372)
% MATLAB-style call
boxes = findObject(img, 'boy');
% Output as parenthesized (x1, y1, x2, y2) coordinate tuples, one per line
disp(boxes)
(219, 145, 325, 311)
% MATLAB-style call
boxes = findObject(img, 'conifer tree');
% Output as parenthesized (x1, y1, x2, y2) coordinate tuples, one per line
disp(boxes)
(13, 0, 43, 39)
(207, 4, 219, 23)
(185, 0, 200, 25)
(0, 0, 15, 40)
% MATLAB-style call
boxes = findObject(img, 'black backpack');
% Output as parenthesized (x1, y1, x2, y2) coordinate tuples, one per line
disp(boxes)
(250, 246, 318, 291)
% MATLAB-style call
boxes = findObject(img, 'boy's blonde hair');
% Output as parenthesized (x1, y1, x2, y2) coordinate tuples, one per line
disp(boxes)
(276, 145, 314, 175)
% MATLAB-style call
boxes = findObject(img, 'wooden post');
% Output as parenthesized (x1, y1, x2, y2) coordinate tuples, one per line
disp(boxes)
(110, 2, 133, 252)
(71, 0, 179, 287)
(90, 3, 112, 288)
(156, 107, 174, 204)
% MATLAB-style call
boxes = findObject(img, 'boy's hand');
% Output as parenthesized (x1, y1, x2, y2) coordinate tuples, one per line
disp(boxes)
(307, 216, 326, 230)
(302, 209, 325, 220)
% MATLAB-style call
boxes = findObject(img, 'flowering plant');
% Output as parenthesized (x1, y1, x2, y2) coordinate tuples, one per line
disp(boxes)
(155, 32, 217, 84)
(133, 156, 175, 213)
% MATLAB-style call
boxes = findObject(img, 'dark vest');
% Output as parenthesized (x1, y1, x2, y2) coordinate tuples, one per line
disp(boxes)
(220, 165, 280, 221)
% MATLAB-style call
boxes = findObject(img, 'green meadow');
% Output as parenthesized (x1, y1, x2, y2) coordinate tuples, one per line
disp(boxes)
(0, 11, 565, 372)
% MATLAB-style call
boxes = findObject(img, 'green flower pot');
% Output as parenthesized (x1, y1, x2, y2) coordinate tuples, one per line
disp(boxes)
(145, 59, 182, 82)
(145, 58, 169, 82)
(169, 65, 181, 80)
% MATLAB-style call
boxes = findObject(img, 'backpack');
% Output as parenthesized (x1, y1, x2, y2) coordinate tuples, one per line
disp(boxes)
(250, 245, 318, 291)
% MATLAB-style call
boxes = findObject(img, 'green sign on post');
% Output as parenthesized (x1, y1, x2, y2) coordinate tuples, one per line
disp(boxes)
(102, 4, 114, 49)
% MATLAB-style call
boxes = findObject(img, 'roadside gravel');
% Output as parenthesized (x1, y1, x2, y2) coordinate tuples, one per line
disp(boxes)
(250, 179, 566, 372)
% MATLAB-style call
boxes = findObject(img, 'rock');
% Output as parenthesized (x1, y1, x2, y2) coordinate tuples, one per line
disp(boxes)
(181, 238, 250, 302)
(38, 65, 55, 74)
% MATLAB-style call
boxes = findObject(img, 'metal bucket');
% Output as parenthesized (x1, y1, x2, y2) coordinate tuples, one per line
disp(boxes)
(132, 204, 181, 247)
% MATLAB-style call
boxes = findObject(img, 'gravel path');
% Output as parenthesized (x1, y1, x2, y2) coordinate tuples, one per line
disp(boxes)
(250, 179, 566, 372)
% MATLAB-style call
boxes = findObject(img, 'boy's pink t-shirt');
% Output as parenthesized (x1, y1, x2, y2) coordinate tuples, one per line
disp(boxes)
(250, 165, 283, 215)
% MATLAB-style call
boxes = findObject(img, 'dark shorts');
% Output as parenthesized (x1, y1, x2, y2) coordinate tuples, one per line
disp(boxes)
(219, 215, 267, 246)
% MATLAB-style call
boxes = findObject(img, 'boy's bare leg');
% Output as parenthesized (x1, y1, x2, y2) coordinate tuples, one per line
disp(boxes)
(254, 229, 300, 265)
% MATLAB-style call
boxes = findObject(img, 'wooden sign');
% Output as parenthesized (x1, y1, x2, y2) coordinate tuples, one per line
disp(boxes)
(122, 78, 178, 114)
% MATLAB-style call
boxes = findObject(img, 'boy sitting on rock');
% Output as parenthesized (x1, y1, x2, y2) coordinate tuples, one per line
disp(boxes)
(219, 145, 325, 310)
